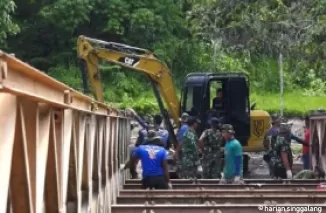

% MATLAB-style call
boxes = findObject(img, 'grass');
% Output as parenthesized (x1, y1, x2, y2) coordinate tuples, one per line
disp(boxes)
(251, 92, 326, 116)
(117, 91, 326, 116)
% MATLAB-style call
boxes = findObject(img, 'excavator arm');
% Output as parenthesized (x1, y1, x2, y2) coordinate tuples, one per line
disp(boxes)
(77, 35, 180, 146)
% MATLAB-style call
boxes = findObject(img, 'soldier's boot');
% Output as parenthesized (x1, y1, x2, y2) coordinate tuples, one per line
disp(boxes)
(202, 162, 210, 179)
(130, 167, 138, 179)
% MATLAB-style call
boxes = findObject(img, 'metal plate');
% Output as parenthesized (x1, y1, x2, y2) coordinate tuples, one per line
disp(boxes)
(112, 204, 325, 213)
(125, 179, 324, 184)
(117, 195, 326, 204)
(123, 183, 320, 190)
(119, 189, 324, 196)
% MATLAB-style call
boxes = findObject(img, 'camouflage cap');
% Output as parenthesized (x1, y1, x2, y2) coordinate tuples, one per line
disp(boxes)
(279, 122, 292, 133)
(221, 124, 235, 134)
(179, 112, 189, 122)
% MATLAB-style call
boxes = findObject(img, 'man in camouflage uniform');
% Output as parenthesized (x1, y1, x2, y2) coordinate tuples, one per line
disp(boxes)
(263, 114, 281, 178)
(181, 116, 201, 179)
(269, 123, 294, 179)
(199, 117, 223, 179)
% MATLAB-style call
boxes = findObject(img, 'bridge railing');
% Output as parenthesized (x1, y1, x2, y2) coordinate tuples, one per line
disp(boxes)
(309, 111, 326, 175)
(0, 50, 131, 213)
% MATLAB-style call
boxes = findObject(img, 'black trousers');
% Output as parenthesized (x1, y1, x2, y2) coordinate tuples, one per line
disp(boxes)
(141, 175, 168, 189)
(274, 167, 287, 179)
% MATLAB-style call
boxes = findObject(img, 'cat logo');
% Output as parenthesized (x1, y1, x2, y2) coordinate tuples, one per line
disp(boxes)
(253, 120, 264, 137)
(118, 56, 140, 67)
(124, 57, 135, 66)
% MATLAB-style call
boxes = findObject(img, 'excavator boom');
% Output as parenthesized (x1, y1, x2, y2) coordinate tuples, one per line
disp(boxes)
(77, 35, 180, 145)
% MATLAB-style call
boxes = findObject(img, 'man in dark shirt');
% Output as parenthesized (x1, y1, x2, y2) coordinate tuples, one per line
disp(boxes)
(128, 108, 169, 148)
(263, 114, 281, 178)
(212, 88, 223, 110)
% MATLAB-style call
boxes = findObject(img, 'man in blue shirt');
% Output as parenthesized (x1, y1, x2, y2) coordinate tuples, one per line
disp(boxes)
(131, 130, 172, 189)
(220, 124, 243, 184)
(176, 112, 189, 156)
(175, 112, 189, 178)
(177, 112, 189, 142)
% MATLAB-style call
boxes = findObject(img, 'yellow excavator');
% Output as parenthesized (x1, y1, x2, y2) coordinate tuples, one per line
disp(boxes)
(77, 35, 271, 173)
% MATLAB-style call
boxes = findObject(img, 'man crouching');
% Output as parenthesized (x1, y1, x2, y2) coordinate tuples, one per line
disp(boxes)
(294, 166, 325, 180)
(130, 130, 172, 189)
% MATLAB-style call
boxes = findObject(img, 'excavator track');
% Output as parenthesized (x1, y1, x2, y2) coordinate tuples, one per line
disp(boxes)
(112, 179, 326, 213)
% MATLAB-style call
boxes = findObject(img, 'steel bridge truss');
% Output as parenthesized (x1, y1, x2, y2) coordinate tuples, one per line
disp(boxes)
(0, 51, 131, 213)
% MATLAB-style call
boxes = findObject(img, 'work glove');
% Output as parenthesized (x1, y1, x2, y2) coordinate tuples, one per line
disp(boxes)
(220, 173, 226, 184)
(286, 170, 293, 179)
(119, 164, 125, 171)
(233, 176, 243, 184)
(168, 182, 173, 189)
(197, 165, 203, 173)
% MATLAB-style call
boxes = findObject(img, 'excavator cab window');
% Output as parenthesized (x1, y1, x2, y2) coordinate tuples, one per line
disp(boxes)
(202, 80, 225, 129)
(209, 81, 224, 113)
(225, 76, 250, 146)
(182, 73, 251, 144)
(182, 85, 203, 117)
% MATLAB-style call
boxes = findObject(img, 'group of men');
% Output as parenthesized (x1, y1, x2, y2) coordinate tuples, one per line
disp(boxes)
(123, 108, 325, 190)
(263, 115, 325, 179)
(124, 107, 244, 189)
(175, 113, 243, 184)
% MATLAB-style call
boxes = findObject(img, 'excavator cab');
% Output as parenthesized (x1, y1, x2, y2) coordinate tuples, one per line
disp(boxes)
(181, 73, 250, 146)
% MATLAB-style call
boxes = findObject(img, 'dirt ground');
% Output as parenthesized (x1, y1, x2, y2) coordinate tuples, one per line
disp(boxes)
(129, 118, 306, 179)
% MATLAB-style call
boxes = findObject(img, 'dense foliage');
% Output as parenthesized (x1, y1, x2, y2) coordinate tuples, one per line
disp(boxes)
(2, 0, 326, 115)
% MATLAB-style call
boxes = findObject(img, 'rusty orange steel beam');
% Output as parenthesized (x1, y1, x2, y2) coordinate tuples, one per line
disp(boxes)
(308, 112, 326, 179)
(0, 50, 126, 117)
(0, 50, 132, 213)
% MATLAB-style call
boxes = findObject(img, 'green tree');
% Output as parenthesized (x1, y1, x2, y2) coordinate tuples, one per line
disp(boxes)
(0, 0, 19, 46)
